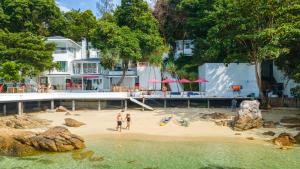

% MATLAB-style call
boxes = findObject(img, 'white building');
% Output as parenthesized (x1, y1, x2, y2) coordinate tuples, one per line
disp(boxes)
(174, 40, 194, 60)
(198, 63, 259, 98)
(41, 36, 161, 92)
(272, 64, 299, 97)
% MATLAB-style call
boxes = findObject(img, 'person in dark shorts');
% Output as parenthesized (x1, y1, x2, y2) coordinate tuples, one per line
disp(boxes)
(125, 113, 131, 130)
(116, 113, 123, 132)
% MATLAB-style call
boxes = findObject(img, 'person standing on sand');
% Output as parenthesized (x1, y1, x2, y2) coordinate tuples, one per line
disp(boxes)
(125, 113, 131, 130)
(116, 113, 123, 132)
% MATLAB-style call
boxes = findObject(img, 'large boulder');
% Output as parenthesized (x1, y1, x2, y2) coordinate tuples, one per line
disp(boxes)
(65, 118, 85, 127)
(232, 100, 263, 131)
(0, 115, 51, 129)
(272, 133, 296, 149)
(56, 106, 69, 112)
(20, 126, 85, 152)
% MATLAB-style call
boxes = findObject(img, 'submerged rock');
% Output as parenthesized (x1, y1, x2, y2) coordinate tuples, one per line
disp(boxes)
(0, 135, 36, 156)
(246, 137, 254, 140)
(272, 133, 296, 149)
(201, 112, 231, 120)
(263, 121, 276, 128)
(65, 118, 85, 127)
(294, 132, 300, 144)
(263, 131, 276, 136)
(65, 112, 72, 116)
(232, 100, 263, 131)
(280, 117, 300, 128)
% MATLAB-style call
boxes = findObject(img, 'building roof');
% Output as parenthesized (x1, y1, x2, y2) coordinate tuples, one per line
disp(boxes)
(73, 58, 100, 62)
(47, 36, 82, 49)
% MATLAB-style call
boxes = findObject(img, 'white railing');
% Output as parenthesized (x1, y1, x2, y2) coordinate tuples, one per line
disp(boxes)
(0, 92, 129, 102)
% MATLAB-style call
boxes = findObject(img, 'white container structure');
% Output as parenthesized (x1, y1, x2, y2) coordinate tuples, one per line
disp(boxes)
(198, 63, 259, 98)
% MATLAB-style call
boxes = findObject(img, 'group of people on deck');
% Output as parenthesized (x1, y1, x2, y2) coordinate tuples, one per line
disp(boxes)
(116, 113, 131, 132)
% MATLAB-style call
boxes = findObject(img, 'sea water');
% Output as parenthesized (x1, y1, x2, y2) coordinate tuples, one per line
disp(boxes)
(0, 137, 299, 169)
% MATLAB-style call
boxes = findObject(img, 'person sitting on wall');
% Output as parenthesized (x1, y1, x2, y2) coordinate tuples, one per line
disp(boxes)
(162, 85, 167, 97)
(231, 98, 238, 112)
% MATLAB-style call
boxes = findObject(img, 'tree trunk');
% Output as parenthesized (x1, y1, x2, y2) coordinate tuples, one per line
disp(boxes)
(116, 61, 128, 86)
(255, 61, 267, 105)
(86, 39, 90, 58)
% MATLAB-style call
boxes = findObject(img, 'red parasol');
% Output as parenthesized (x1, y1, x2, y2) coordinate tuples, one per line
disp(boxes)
(161, 79, 177, 83)
(193, 78, 208, 83)
(178, 79, 191, 83)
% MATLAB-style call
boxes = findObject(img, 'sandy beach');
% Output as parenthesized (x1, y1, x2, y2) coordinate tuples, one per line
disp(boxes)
(23, 107, 300, 143)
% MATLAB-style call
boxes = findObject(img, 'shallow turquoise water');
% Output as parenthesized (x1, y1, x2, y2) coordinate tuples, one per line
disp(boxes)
(0, 137, 300, 169)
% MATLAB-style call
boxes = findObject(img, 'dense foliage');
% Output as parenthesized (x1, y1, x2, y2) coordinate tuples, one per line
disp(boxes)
(0, 0, 60, 81)
(92, 0, 166, 85)
(155, 0, 300, 99)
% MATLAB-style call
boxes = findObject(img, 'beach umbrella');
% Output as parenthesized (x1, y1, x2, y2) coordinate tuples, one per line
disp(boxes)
(193, 78, 208, 83)
(178, 79, 192, 91)
(148, 79, 161, 83)
(161, 79, 177, 83)
(178, 79, 191, 83)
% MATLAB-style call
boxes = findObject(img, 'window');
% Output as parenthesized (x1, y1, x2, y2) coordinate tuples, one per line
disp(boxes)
(185, 42, 190, 49)
(83, 63, 97, 74)
(54, 47, 67, 54)
(57, 61, 68, 72)
(73, 63, 81, 74)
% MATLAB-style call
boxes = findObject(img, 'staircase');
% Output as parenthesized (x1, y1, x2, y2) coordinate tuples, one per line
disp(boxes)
(129, 97, 154, 111)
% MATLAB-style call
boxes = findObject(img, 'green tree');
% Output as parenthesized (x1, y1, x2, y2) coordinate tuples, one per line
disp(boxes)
(93, 0, 166, 85)
(63, 10, 97, 57)
(0, 61, 21, 81)
(153, 0, 187, 59)
(92, 20, 142, 85)
(0, 30, 56, 79)
(100, 49, 120, 70)
(203, 0, 300, 102)
(0, 0, 62, 36)
(115, 0, 165, 60)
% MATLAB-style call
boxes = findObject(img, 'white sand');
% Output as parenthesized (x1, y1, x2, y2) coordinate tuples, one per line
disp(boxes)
(27, 108, 300, 142)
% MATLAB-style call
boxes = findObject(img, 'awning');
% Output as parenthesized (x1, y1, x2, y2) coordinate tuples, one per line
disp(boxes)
(105, 75, 137, 78)
(80, 76, 99, 78)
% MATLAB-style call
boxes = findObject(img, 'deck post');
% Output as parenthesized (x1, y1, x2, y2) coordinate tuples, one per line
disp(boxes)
(188, 99, 190, 109)
(3, 104, 6, 116)
(121, 100, 124, 109)
(98, 100, 101, 111)
(18, 102, 23, 115)
(38, 101, 41, 109)
(142, 97, 145, 111)
(72, 100, 75, 111)
(207, 99, 210, 108)
(164, 99, 167, 109)
(124, 99, 127, 111)
(51, 100, 54, 110)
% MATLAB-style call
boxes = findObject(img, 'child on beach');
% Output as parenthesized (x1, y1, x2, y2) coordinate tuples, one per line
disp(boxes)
(125, 113, 131, 130)
(116, 113, 123, 132)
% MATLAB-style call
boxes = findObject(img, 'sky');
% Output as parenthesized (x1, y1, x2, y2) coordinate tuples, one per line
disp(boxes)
(56, 0, 153, 17)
